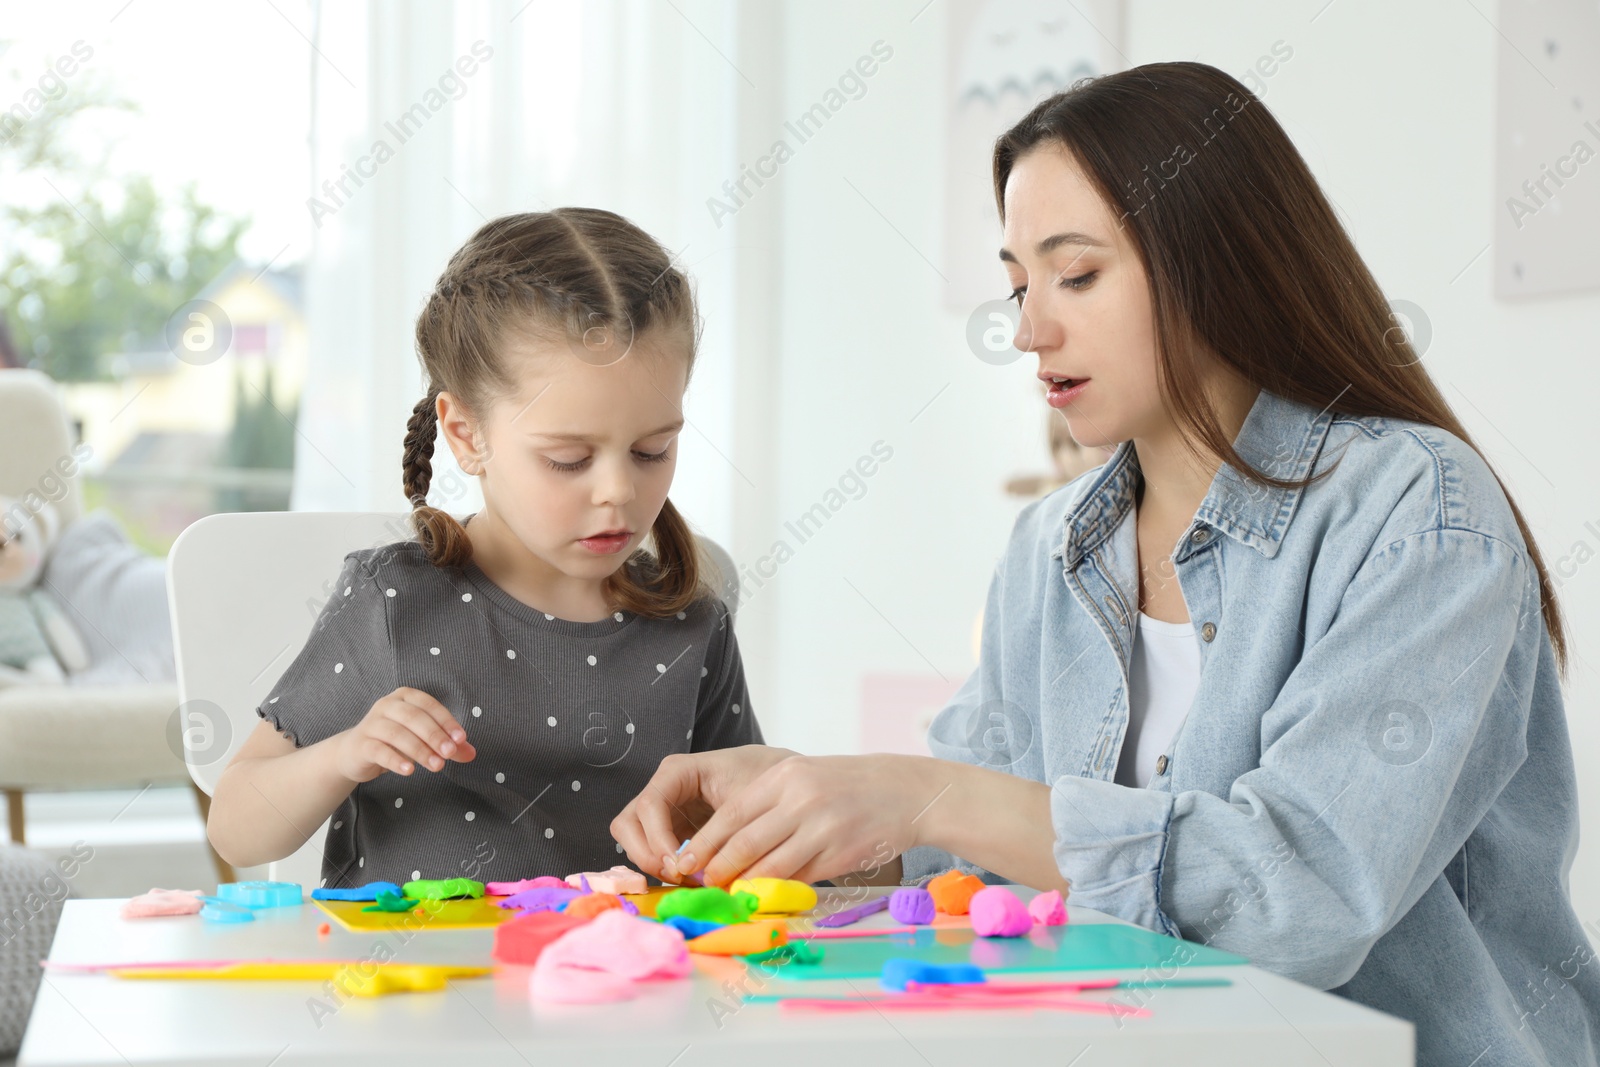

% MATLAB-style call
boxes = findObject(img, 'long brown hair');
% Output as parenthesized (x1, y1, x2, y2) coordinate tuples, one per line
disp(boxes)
(994, 61, 1567, 673)
(404, 208, 708, 618)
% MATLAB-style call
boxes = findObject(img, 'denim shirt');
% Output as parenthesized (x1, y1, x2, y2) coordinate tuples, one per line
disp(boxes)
(902, 388, 1599, 1066)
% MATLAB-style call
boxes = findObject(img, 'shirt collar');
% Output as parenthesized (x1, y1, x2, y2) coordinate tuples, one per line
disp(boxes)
(1054, 389, 1335, 567)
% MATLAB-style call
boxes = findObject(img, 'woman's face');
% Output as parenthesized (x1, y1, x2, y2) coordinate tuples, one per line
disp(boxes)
(1000, 143, 1166, 451)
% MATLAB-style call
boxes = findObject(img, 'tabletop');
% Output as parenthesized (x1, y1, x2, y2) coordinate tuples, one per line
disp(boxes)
(20, 887, 1413, 1066)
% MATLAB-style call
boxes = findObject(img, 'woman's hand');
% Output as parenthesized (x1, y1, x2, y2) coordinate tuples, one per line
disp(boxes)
(332, 686, 477, 785)
(610, 744, 798, 882)
(672, 753, 945, 887)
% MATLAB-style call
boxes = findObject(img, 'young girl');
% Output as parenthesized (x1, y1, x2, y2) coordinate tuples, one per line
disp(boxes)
(208, 209, 762, 890)
(612, 63, 1599, 1066)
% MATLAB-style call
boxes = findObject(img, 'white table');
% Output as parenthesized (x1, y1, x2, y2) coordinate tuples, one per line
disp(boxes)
(21, 889, 1413, 1066)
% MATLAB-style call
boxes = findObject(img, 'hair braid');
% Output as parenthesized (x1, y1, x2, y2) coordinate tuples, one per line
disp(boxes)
(403, 384, 472, 568)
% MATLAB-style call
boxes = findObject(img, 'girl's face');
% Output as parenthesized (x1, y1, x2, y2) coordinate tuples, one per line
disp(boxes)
(1000, 143, 1166, 450)
(441, 332, 687, 586)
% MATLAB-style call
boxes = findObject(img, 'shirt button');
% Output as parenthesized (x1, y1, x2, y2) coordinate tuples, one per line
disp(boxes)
(1191, 528, 1210, 544)
(1156, 755, 1169, 775)
(1200, 622, 1217, 642)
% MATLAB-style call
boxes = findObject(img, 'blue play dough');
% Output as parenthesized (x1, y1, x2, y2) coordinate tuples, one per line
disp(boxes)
(659, 915, 724, 940)
(880, 959, 986, 992)
(311, 881, 404, 902)
(217, 881, 303, 908)
(198, 897, 255, 923)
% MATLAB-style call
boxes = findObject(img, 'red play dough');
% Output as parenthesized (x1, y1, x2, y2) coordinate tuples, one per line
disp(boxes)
(492, 909, 590, 965)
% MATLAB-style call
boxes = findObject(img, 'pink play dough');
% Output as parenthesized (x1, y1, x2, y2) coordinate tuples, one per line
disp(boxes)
(969, 886, 1033, 938)
(120, 889, 205, 919)
(487, 876, 568, 895)
(564, 866, 647, 896)
(530, 964, 636, 1004)
(530, 910, 691, 1004)
(1027, 889, 1067, 926)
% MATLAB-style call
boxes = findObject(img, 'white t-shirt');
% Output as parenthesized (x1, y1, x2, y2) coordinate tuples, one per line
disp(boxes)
(1113, 611, 1203, 788)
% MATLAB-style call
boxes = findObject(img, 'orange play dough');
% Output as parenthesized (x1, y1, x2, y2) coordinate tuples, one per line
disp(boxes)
(686, 919, 789, 956)
(927, 870, 985, 916)
(564, 893, 625, 920)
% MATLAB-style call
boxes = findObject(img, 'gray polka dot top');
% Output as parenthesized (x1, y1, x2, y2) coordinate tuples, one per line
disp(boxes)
(256, 539, 761, 890)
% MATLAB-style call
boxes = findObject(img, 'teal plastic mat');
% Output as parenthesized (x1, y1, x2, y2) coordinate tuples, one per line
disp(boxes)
(769, 923, 1247, 981)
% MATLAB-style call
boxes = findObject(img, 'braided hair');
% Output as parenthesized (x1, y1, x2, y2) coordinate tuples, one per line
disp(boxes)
(405, 208, 707, 617)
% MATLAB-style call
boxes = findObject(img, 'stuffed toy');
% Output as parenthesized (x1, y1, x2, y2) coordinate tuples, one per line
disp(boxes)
(0, 499, 89, 688)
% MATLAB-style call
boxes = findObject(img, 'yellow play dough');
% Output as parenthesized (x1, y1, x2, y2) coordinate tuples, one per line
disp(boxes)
(729, 878, 817, 915)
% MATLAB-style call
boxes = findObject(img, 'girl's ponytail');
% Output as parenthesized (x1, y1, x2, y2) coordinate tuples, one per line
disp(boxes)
(403, 385, 473, 568)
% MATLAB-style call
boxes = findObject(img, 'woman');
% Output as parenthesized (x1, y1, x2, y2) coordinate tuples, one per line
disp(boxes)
(612, 62, 1598, 1065)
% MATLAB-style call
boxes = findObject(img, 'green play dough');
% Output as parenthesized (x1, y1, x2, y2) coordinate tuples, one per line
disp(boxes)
(744, 941, 825, 966)
(403, 878, 484, 900)
(655, 887, 760, 925)
(361, 890, 418, 913)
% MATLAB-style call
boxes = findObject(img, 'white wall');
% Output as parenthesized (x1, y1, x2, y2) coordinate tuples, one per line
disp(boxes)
(731, 0, 1600, 925)
(293, 0, 1599, 926)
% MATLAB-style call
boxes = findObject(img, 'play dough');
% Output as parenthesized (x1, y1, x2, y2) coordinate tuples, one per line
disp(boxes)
(563, 893, 625, 920)
(686, 919, 788, 956)
(312, 881, 403, 902)
(120, 889, 204, 919)
(744, 941, 825, 966)
(500, 886, 583, 912)
(198, 898, 254, 923)
(1027, 889, 1067, 926)
(530, 965, 635, 1004)
(655, 886, 760, 925)
(362, 891, 418, 913)
(486, 876, 568, 895)
(402, 878, 484, 900)
(728, 878, 817, 915)
(565, 866, 647, 895)
(530, 911, 691, 1002)
(493, 910, 590, 965)
(812, 897, 890, 928)
(888, 887, 936, 925)
(969, 886, 1032, 937)
(659, 915, 723, 940)
(216, 881, 302, 908)
(927, 870, 985, 915)
(880, 959, 986, 992)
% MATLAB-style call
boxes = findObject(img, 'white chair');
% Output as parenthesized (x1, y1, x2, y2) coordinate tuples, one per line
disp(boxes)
(167, 510, 740, 888)
(0, 370, 233, 881)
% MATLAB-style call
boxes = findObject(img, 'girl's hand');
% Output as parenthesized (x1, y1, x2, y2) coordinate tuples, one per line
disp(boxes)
(610, 744, 798, 882)
(333, 687, 477, 784)
(669, 753, 938, 887)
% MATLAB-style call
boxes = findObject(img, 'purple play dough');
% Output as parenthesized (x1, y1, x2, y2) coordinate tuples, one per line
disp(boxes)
(813, 897, 890, 928)
(888, 887, 936, 925)
(500, 886, 583, 912)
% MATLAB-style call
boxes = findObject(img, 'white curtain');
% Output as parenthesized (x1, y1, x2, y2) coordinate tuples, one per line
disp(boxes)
(291, 0, 756, 555)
